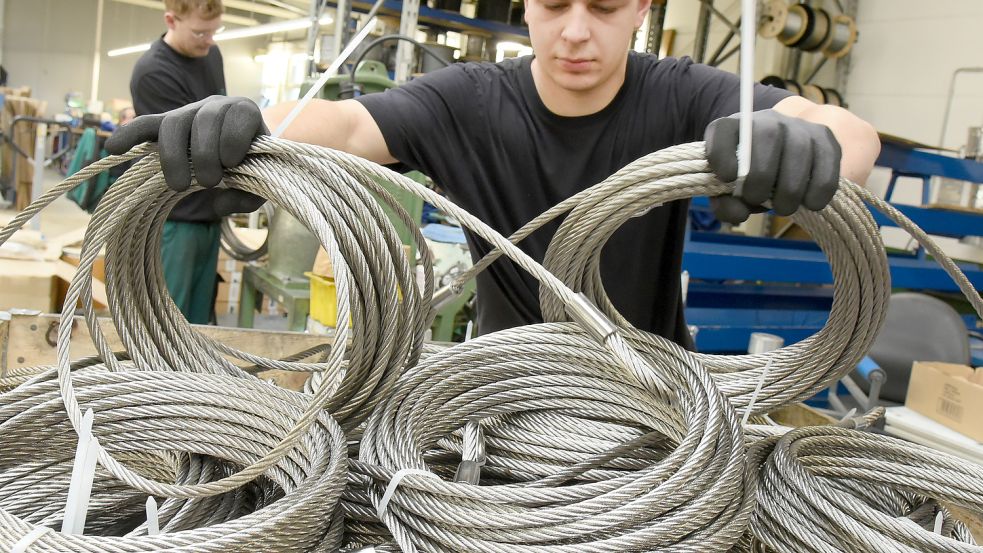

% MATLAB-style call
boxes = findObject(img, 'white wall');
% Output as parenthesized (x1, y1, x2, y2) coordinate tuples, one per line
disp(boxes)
(846, 0, 983, 204)
(1, 0, 267, 117)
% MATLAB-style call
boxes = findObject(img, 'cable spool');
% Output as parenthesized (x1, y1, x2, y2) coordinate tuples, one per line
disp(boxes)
(822, 13, 858, 58)
(796, 4, 830, 52)
(823, 87, 844, 107)
(761, 75, 844, 107)
(759, 1, 857, 58)
(758, 0, 808, 45)
(800, 83, 827, 104)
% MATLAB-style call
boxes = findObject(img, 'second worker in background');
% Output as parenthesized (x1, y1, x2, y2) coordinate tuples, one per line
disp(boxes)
(129, 0, 227, 324)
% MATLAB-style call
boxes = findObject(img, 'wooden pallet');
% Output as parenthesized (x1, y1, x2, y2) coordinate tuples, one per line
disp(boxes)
(0, 309, 333, 391)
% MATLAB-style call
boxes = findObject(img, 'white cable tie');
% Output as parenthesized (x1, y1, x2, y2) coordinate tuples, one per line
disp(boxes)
(273, 18, 378, 138)
(62, 408, 100, 535)
(465, 320, 474, 342)
(12, 527, 51, 553)
(146, 496, 160, 536)
(742, 359, 773, 426)
(934, 510, 944, 535)
(376, 468, 440, 520)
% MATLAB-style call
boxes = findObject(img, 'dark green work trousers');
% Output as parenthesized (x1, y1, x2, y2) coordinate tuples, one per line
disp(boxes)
(161, 220, 221, 325)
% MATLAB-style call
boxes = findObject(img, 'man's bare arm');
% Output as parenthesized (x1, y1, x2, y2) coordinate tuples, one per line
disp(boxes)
(263, 99, 398, 165)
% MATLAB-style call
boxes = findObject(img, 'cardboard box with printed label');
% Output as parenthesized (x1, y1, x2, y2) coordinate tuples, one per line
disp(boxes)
(905, 361, 983, 442)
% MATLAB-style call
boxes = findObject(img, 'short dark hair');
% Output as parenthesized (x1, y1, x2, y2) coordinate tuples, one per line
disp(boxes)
(164, 0, 223, 19)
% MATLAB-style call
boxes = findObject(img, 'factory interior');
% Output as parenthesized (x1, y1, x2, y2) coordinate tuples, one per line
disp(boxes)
(2, 0, 983, 550)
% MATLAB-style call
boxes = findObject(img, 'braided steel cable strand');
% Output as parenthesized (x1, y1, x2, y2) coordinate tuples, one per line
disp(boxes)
(0, 367, 349, 552)
(353, 322, 754, 552)
(744, 425, 983, 552)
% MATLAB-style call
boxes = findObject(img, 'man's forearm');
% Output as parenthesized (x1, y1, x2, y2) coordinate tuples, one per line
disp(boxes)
(773, 96, 881, 185)
(262, 98, 396, 165)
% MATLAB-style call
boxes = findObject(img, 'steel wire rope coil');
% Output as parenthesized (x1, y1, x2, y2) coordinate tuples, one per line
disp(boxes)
(0, 137, 715, 547)
(0, 367, 349, 552)
(451, 142, 983, 416)
(743, 425, 983, 552)
(349, 322, 753, 552)
(0, 139, 439, 499)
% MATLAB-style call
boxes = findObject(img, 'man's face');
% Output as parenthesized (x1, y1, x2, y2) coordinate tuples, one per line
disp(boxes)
(165, 10, 223, 57)
(524, 0, 649, 94)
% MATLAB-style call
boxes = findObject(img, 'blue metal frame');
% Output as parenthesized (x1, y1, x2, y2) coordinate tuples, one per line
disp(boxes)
(684, 141, 983, 352)
(346, 0, 530, 41)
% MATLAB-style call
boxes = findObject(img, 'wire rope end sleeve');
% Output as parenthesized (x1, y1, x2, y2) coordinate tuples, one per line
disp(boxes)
(375, 468, 440, 520)
(566, 293, 619, 344)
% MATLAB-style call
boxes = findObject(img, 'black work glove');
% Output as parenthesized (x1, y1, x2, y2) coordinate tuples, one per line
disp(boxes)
(105, 96, 268, 216)
(704, 110, 842, 224)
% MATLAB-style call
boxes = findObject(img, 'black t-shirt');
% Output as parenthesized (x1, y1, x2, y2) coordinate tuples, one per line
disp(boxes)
(130, 37, 227, 222)
(357, 53, 790, 345)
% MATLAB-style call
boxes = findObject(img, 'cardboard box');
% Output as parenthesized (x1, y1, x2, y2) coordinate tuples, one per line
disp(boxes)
(906, 361, 983, 442)
(0, 260, 57, 312)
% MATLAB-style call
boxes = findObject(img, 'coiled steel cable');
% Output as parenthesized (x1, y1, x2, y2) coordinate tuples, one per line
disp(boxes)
(0, 366, 349, 552)
(745, 425, 983, 552)
(3, 136, 983, 551)
(351, 322, 753, 552)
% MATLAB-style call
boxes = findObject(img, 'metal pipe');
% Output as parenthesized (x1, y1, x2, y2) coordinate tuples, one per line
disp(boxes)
(803, 55, 828, 85)
(90, 0, 105, 104)
(0, 0, 6, 71)
(707, 16, 740, 67)
(693, 0, 713, 63)
(938, 67, 983, 150)
(645, 0, 667, 57)
(307, 0, 320, 76)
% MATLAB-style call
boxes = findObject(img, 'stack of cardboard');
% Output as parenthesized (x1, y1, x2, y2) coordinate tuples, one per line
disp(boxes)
(0, 224, 101, 313)
(216, 249, 246, 315)
(1, 89, 47, 211)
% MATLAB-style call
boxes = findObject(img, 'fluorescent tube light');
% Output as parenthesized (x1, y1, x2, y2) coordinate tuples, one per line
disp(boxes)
(107, 15, 333, 57)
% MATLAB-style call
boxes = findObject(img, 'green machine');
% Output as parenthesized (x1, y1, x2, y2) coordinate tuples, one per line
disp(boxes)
(239, 62, 474, 341)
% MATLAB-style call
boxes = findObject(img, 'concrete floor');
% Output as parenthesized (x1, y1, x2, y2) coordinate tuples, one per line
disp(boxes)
(0, 168, 91, 237)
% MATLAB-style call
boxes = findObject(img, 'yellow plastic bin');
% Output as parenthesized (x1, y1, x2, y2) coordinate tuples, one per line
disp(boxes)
(306, 272, 343, 328)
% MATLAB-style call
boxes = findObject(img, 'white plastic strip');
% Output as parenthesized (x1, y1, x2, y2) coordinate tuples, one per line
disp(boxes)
(12, 527, 51, 553)
(376, 468, 440, 519)
(273, 17, 378, 138)
(742, 359, 772, 425)
(146, 496, 160, 536)
(736, 0, 757, 193)
(61, 409, 100, 535)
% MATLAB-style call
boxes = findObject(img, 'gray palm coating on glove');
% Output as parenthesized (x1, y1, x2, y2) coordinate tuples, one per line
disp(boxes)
(105, 96, 268, 216)
(704, 110, 842, 225)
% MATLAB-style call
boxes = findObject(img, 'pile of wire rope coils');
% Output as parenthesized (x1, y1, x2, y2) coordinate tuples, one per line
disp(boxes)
(1, 137, 982, 552)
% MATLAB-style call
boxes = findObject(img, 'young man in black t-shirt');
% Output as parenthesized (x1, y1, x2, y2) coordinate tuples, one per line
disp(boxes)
(128, 0, 227, 324)
(109, 0, 881, 345)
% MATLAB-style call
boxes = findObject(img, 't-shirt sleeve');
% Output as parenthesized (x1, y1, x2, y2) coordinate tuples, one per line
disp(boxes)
(132, 70, 190, 116)
(663, 57, 793, 142)
(354, 64, 480, 180)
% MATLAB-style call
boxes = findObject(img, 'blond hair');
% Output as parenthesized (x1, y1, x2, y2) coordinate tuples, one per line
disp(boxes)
(164, 0, 223, 19)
